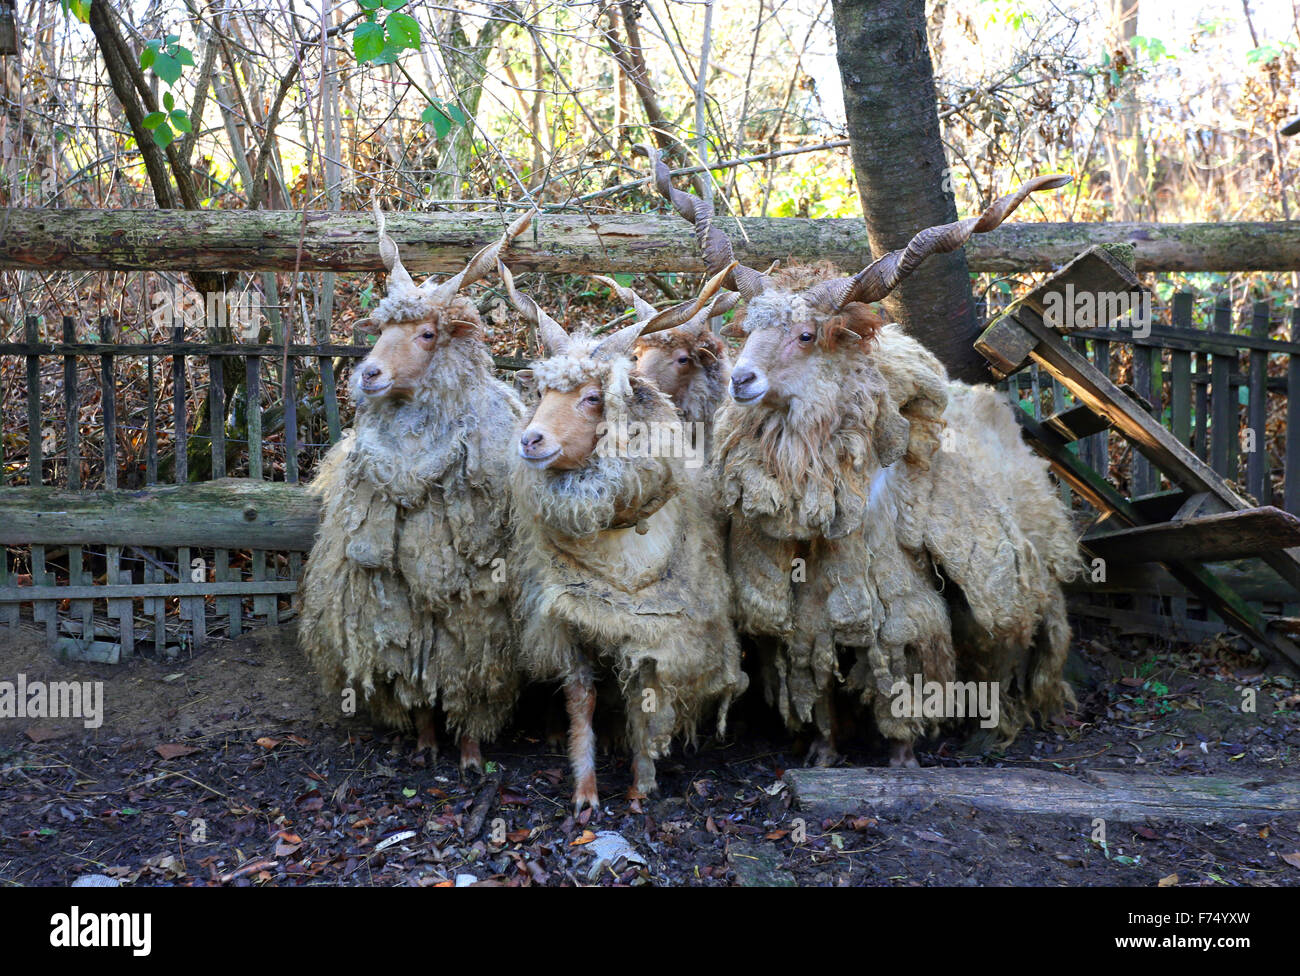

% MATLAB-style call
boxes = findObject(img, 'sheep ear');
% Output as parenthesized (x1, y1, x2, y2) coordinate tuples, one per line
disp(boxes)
(720, 321, 746, 339)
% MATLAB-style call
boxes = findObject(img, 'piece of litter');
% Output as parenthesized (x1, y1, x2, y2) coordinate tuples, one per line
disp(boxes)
(583, 831, 647, 881)
(374, 829, 417, 852)
(455, 874, 478, 887)
(71, 874, 121, 887)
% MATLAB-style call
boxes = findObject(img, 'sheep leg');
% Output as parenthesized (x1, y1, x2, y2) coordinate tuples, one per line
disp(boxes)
(459, 735, 483, 777)
(888, 740, 919, 768)
(627, 660, 673, 800)
(805, 689, 842, 767)
(413, 707, 439, 760)
(565, 672, 600, 814)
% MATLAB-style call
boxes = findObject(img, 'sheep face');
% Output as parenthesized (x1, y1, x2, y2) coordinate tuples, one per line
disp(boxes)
(518, 380, 604, 470)
(728, 291, 884, 408)
(353, 297, 481, 401)
(630, 334, 697, 407)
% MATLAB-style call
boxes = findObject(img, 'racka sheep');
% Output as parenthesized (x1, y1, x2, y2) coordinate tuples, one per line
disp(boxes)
(591, 274, 738, 456)
(501, 261, 749, 811)
(298, 203, 532, 772)
(645, 144, 1078, 764)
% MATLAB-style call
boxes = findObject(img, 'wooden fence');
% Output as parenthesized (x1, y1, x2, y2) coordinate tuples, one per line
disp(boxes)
(1, 282, 1297, 659)
(1005, 292, 1300, 632)
(0, 311, 376, 659)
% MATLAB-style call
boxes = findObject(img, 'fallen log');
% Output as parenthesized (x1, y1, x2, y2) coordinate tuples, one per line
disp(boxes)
(784, 766, 1300, 823)
(1, 208, 1297, 274)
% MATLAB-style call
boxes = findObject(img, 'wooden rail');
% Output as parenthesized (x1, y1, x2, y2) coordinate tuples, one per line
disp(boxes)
(2, 208, 1298, 273)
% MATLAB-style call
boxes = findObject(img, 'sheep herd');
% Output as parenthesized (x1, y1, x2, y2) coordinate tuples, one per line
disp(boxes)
(299, 159, 1080, 813)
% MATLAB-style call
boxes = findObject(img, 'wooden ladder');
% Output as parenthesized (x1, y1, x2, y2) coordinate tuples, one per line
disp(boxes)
(975, 245, 1300, 669)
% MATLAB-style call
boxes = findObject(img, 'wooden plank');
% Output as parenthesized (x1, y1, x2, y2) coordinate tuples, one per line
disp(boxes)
(1169, 294, 1193, 452)
(1287, 306, 1300, 515)
(1082, 506, 1300, 564)
(145, 354, 158, 485)
(62, 317, 80, 489)
(25, 315, 41, 485)
(285, 356, 298, 483)
(314, 317, 342, 445)
(1210, 298, 1234, 478)
(209, 354, 225, 479)
(0, 479, 321, 549)
(0, 580, 299, 601)
(1014, 410, 1300, 666)
(246, 354, 263, 480)
(784, 767, 1300, 823)
(1091, 336, 1110, 478)
(1247, 301, 1271, 503)
(6, 209, 1300, 274)
(100, 315, 117, 489)
(172, 324, 187, 484)
(1068, 559, 1300, 603)
(107, 548, 134, 659)
(1132, 341, 1156, 495)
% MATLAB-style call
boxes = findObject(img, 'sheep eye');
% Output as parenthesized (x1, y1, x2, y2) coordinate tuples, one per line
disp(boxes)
(799, 331, 814, 343)
(420, 330, 435, 341)
(677, 356, 689, 365)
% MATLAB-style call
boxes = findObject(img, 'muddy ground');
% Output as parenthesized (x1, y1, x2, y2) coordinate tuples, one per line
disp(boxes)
(1, 619, 1298, 887)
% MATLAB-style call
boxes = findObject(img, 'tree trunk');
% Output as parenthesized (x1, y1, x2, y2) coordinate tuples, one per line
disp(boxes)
(830, 0, 988, 383)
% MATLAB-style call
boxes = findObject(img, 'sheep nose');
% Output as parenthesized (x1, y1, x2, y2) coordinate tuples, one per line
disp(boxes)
(362, 364, 382, 381)
(520, 430, 544, 451)
(732, 368, 757, 391)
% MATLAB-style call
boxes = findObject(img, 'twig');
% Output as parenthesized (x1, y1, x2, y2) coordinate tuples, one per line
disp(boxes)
(461, 770, 501, 840)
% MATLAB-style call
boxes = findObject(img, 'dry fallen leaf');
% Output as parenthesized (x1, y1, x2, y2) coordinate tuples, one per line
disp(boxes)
(1281, 853, 1300, 870)
(570, 830, 596, 847)
(1158, 873, 1179, 887)
(155, 743, 199, 759)
(255, 736, 281, 750)
(24, 727, 63, 743)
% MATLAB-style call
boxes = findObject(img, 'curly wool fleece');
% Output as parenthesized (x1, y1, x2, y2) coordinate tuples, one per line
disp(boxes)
(298, 335, 525, 741)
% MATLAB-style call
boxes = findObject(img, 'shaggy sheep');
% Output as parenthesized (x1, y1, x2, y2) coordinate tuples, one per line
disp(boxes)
(500, 261, 749, 811)
(645, 144, 1078, 764)
(592, 275, 738, 456)
(298, 204, 532, 772)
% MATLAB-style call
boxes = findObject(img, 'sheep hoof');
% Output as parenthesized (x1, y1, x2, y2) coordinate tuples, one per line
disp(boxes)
(573, 781, 600, 816)
(805, 737, 842, 768)
(459, 736, 483, 777)
(888, 741, 920, 768)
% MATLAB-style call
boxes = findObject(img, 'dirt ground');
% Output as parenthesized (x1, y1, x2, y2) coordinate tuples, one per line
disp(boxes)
(1, 619, 1298, 887)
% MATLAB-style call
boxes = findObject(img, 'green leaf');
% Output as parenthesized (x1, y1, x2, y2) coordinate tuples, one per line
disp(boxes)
(170, 110, 192, 134)
(358, 0, 383, 9)
(445, 104, 467, 126)
(163, 91, 175, 111)
(140, 47, 157, 70)
(353, 21, 385, 62)
(370, 38, 405, 66)
(152, 122, 176, 148)
(421, 103, 452, 139)
(402, 787, 417, 798)
(385, 12, 421, 50)
(152, 53, 182, 86)
(176, 46, 195, 68)
(383, 0, 408, 9)
(142, 111, 167, 130)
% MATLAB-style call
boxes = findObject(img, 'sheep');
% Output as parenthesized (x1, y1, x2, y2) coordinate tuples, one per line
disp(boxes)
(644, 144, 1078, 765)
(591, 275, 738, 456)
(298, 203, 533, 773)
(499, 260, 749, 812)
